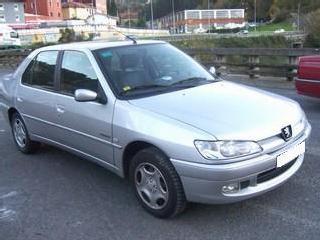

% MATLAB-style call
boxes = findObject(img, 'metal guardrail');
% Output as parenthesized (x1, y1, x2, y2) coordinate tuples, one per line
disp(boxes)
(1, 47, 320, 79)
(182, 47, 320, 79)
(0, 49, 30, 68)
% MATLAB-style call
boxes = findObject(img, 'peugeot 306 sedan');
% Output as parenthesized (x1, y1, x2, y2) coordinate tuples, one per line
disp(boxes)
(0, 40, 311, 218)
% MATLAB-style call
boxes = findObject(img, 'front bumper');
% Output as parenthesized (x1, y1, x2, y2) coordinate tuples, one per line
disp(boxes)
(171, 123, 311, 204)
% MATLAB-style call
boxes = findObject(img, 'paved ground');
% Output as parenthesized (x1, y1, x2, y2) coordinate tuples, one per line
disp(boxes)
(1, 70, 320, 240)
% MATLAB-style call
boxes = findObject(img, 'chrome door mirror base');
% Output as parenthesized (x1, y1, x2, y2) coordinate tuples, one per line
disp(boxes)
(74, 89, 98, 102)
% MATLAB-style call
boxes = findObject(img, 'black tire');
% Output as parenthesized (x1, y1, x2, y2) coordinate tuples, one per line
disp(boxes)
(11, 113, 40, 154)
(129, 147, 187, 218)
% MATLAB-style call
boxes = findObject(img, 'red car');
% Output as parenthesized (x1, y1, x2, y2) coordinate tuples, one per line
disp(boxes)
(296, 56, 320, 98)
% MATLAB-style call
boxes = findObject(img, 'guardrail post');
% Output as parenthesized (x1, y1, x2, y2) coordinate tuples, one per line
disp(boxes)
(288, 56, 298, 65)
(287, 56, 298, 81)
(248, 56, 260, 78)
(215, 55, 226, 76)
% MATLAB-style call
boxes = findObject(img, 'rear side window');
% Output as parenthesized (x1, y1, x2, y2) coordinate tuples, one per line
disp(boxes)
(22, 51, 58, 90)
(21, 59, 34, 85)
(60, 51, 99, 95)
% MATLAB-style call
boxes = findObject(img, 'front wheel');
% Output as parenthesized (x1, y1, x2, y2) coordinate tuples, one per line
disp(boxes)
(11, 113, 40, 154)
(129, 147, 187, 218)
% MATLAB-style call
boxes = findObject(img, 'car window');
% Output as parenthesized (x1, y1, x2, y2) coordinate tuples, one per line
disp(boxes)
(60, 51, 99, 95)
(21, 59, 34, 85)
(22, 51, 58, 90)
(95, 43, 215, 98)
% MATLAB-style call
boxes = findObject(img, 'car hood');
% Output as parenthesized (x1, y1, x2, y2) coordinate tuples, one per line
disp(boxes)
(128, 81, 302, 141)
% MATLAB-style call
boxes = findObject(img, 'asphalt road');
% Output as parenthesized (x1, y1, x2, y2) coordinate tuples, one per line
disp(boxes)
(0, 70, 319, 240)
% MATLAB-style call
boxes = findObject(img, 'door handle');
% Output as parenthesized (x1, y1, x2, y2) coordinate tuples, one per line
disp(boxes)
(56, 105, 65, 114)
(17, 97, 23, 103)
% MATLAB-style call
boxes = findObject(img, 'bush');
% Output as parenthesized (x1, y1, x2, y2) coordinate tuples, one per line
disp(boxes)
(304, 9, 320, 48)
(58, 28, 89, 43)
(207, 27, 243, 34)
(59, 28, 76, 43)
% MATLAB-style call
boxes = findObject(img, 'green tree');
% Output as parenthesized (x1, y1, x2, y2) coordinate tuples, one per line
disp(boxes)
(269, 0, 320, 22)
(108, 0, 118, 16)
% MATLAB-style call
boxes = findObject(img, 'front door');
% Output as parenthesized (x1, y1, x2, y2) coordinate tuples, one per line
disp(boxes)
(53, 50, 114, 165)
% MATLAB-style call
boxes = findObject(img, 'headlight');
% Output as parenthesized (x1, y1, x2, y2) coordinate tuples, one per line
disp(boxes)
(194, 140, 263, 160)
(300, 109, 307, 126)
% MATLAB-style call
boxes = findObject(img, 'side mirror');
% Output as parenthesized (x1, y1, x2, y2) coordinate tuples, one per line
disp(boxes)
(209, 66, 216, 75)
(74, 89, 98, 102)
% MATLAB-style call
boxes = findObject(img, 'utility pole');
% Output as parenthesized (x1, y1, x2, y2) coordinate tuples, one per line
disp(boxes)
(34, 0, 38, 23)
(297, 1, 301, 31)
(150, 0, 154, 30)
(171, 0, 175, 34)
(128, 5, 131, 29)
(91, 0, 97, 37)
(254, 0, 257, 31)
(208, 0, 210, 32)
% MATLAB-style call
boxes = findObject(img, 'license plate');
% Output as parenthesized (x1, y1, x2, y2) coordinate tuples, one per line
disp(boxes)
(277, 142, 305, 168)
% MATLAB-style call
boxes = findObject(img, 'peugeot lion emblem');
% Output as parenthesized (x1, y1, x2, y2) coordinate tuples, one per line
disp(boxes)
(281, 125, 292, 141)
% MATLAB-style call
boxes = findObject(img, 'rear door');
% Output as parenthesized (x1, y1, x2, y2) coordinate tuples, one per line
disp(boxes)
(53, 50, 115, 165)
(16, 50, 59, 140)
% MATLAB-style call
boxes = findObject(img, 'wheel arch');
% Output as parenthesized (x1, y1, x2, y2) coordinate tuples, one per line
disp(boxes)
(122, 140, 169, 179)
(8, 107, 19, 123)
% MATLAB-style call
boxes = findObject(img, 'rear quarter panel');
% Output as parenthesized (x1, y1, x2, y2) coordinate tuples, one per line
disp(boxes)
(296, 56, 320, 98)
(0, 55, 33, 124)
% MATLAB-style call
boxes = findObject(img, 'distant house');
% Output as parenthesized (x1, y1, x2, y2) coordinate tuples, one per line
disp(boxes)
(61, 0, 107, 15)
(0, 0, 25, 24)
(62, 2, 94, 20)
(24, 0, 63, 22)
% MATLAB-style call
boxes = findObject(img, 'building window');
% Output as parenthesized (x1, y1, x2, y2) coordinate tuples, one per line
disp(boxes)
(14, 4, 19, 11)
(50, 12, 53, 17)
(0, 15, 5, 23)
(58, 12, 60, 17)
(216, 10, 229, 19)
(16, 15, 20, 22)
(0, 4, 4, 11)
(186, 11, 200, 19)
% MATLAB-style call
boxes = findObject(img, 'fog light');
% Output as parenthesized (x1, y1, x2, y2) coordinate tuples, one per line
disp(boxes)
(222, 183, 239, 193)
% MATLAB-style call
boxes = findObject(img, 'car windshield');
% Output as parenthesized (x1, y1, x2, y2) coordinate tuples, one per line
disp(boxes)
(94, 43, 216, 98)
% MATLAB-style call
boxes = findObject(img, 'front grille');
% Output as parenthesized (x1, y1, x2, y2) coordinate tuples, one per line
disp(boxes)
(257, 158, 297, 184)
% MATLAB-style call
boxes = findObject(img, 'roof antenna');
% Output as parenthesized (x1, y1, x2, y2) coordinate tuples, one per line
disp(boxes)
(110, 26, 137, 44)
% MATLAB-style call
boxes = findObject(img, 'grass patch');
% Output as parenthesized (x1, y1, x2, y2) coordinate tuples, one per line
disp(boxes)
(250, 21, 294, 32)
(171, 35, 291, 49)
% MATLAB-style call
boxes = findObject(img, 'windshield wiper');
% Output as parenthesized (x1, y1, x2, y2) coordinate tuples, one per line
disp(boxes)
(120, 84, 167, 95)
(169, 77, 211, 88)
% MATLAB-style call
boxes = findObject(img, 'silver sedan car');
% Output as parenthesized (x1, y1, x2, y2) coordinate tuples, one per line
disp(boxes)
(0, 40, 311, 218)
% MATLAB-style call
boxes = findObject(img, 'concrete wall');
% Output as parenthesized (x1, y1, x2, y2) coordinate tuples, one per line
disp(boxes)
(0, 1, 25, 24)
(17, 26, 170, 45)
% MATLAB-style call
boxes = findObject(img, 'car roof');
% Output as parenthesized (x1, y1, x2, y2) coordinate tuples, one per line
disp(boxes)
(37, 40, 166, 52)
(299, 55, 320, 62)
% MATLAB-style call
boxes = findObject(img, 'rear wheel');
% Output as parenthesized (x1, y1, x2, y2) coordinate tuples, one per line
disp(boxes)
(129, 147, 187, 218)
(11, 113, 40, 154)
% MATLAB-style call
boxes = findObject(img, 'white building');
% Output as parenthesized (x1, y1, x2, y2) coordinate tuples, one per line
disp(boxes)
(157, 9, 245, 33)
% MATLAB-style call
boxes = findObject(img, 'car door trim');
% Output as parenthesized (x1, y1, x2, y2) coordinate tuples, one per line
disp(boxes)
(22, 113, 122, 149)
(32, 134, 120, 174)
